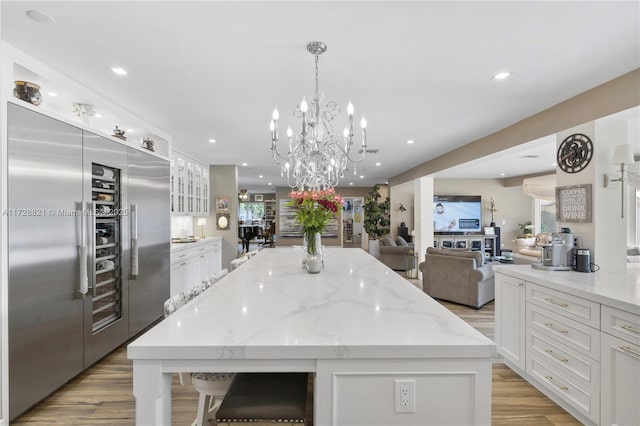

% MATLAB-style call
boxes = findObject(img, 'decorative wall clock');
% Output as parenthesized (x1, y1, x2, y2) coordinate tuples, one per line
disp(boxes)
(556, 134, 594, 174)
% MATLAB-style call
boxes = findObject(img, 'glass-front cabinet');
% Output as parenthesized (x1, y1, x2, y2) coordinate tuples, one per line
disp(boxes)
(170, 151, 209, 216)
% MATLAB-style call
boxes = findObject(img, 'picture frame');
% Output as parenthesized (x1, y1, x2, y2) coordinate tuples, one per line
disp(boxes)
(254, 194, 263, 202)
(216, 213, 231, 230)
(484, 226, 495, 235)
(216, 196, 230, 213)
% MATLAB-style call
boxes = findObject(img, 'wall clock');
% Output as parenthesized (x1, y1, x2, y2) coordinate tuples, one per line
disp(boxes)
(556, 133, 594, 174)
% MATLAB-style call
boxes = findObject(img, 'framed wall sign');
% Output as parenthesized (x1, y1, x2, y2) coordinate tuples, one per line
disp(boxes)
(254, 194, 263, 202)
(556, 184, 592, 223)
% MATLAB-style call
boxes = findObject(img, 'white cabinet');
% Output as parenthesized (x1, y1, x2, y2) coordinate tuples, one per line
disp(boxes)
(495, 273, 526, 371)
(601, 305, 640, 426)
(170, 238, 222, 296)
(171, 151, 210, 216)
(496, 269, 640, 426)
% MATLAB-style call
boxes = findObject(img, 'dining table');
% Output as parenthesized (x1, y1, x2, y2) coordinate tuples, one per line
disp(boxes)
(128, 247, 496, 425)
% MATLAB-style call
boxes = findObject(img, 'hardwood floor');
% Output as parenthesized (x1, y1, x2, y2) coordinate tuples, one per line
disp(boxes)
(14, 297, 581, 425)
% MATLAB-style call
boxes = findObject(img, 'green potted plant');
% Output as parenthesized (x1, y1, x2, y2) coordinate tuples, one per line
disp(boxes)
(518, 220, 533, 237)
(363, 185, 390, 256)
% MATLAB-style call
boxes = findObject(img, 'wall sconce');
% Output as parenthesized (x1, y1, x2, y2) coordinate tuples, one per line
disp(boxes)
(197, 217, 207, 239)
(238, 189, 249, 201)
(603, 144, 635, 218)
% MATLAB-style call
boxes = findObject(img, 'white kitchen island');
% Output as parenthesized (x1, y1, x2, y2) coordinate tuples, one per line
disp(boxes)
(128, 248, 496, 425)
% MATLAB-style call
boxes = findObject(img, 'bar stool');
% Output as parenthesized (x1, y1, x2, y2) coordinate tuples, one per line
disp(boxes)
(216, 373, 309, 425)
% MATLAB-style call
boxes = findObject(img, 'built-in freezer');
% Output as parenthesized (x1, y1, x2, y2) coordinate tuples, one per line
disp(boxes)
(7, 103, 170, 419)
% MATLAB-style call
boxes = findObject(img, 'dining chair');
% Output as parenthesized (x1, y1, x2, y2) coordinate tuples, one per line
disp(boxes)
(163, 287, 235, 426)
(260, 222, 276, 248)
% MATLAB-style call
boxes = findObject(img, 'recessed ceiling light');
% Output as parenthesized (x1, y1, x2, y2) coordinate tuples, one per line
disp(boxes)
(359, 175, 364, 179)
(268, 182, 272, 186)
(385, 181, 389, 184)
(493, 72, 511, 80)
(48, 92, 57, 97)
(242, 162, 247, 167)
(259, 175, 263, 178)
(94, 114, 102, 118)
(127, 128, 133, 133)
(552, 162, 558, 167)
(407, 139, 414, 144)
(26, 10, 55, 23)
(111, 67, 128, 76)
(375, 162, 381, 166)
(209, 139, 216, 143)
(349, 182, 353, 186)
(500, 172, 505, 176)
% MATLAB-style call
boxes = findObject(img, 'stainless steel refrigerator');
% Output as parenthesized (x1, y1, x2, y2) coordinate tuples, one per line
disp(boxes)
(7, 103, 170, 419)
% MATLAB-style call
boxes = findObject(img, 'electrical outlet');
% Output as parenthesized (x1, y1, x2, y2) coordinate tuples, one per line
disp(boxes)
(394, 379, 416, 413)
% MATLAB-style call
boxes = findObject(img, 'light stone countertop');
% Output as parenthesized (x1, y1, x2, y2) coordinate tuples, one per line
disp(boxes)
(493, 264, 640, 314)
(129, 247, 496, 360)
(170, 236, 222, 253)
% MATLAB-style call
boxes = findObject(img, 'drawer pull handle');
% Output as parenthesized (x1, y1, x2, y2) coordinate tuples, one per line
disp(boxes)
(545, 349, 569, 363)
(545, 322, 569, 334)
(179, 254, 187, 258)
(544, 375, 568, 391)
(619, 345, 640, 359)
(545, 298, 568, 308)
(180, 262, 187, 266)
(621, 324, 640, 334)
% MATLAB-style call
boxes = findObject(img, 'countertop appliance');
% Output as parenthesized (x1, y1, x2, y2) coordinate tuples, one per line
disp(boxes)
(531, 231, 573, 271)
(575, 248, 592, 272)
(7, 104, 170, 419)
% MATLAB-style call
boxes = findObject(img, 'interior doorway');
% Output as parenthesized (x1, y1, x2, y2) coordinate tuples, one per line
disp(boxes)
(342, 197, 364, 248)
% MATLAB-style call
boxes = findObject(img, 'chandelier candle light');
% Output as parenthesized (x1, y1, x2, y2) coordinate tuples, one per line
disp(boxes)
(271, 41, 368, 190)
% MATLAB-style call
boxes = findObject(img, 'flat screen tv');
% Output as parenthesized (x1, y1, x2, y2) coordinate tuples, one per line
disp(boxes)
(433, 195, 482, 234)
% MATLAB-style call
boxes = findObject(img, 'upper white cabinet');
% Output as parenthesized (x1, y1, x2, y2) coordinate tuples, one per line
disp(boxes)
(171, 151, 209, 216)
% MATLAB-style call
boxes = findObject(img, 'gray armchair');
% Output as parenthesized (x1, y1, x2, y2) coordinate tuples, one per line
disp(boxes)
(418, 247, 494, 308)
(378, 235, 416, 272)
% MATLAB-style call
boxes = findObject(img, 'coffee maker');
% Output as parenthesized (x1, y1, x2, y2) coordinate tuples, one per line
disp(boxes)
(531, 230, 574, 271)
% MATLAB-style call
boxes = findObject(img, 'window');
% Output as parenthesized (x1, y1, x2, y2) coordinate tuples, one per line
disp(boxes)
(534, 198, 556, 233)
(238, 202, 265, 222)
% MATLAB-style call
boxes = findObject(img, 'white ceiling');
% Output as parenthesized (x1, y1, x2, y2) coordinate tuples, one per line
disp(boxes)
(2, 1, 639, 191)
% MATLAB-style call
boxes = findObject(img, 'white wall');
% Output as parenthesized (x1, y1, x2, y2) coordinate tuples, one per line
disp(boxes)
(434, 178, 533, 251)
(389, 181, 415, 237)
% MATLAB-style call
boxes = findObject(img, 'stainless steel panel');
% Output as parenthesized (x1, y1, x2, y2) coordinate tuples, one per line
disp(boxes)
(127, 149, 170, 337)
(82, 132, 129, 367)
(8, 104, 84, 419)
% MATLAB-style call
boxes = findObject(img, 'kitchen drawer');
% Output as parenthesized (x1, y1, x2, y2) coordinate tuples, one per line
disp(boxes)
(527, 282, 600, 329)
(527, 327, 600, 388)
(171, 247, 198, 263)
(602, 305, 640, 346)
(527, 303, 600, 361)
(527, 350, 600, 423)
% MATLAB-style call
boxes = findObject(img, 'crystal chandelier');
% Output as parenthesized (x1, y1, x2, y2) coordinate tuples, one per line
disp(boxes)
(270, 41, 368, 190)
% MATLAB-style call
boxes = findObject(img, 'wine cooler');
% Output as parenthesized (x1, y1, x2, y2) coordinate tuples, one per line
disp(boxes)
(7, 103, 170, 420)
(91, 163, 122, 332)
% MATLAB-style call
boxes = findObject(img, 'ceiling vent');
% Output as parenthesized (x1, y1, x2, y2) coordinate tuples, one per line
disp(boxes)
(358, 148, 379, 154)
(520, 154, 540, 159)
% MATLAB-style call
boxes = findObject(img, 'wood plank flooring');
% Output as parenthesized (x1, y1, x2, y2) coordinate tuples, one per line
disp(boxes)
(14, 297, 581, 425)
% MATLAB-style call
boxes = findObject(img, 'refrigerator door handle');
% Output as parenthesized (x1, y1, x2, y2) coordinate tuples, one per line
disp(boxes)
(131, 204, 139, 277)
(79, 201, 89, 295)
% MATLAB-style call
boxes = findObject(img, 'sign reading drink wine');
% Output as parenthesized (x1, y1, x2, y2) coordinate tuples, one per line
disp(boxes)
(556, 184, 592, 223)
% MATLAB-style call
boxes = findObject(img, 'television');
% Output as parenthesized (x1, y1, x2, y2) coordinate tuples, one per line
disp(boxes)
(433, 195, 482, 234)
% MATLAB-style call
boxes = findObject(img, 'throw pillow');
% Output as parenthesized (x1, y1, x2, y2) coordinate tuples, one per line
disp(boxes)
(395, 236, 409, 246)
(380, 235, 397, 247)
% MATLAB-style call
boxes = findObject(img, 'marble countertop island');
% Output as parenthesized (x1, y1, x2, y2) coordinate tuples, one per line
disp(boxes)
(130, 247, 495, 360)
(128, 248, 496, 425)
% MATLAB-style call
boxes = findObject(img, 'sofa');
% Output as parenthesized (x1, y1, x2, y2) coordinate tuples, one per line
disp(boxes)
(418, 247, 495, 309)
(512, 237, 541, 265)
(378, 235, 416, 272)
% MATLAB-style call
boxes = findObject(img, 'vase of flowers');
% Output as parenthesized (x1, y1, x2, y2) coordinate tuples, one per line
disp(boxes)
(289, 188, 344, 274)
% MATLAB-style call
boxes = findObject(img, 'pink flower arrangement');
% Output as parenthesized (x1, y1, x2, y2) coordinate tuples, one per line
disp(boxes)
(288, 188, 344, 252)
